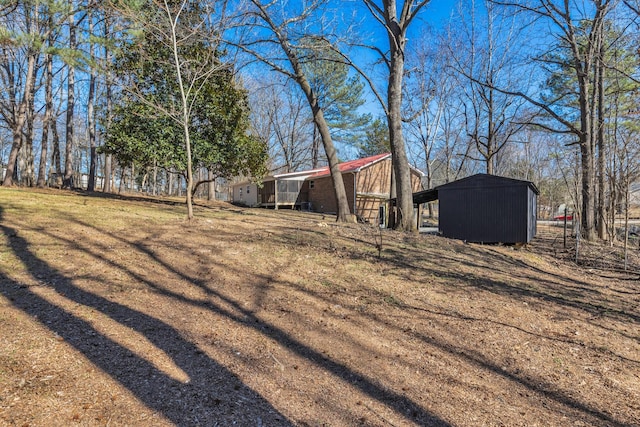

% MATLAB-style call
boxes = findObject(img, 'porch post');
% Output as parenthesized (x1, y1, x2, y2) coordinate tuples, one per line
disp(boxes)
(274, 179, 278, 210)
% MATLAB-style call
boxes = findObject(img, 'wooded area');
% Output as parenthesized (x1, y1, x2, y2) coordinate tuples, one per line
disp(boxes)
(1, 0, 639, 238)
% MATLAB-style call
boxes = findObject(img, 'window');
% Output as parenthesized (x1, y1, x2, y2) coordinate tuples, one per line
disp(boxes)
(247, 185, 250, 194)
(309, 180, 315, 189)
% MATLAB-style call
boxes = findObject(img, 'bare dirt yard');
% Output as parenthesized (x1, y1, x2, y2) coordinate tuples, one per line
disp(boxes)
(0, 187, 639, 427)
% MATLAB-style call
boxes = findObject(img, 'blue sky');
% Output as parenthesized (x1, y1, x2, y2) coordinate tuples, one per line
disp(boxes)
(236, 0, 484, 161)
(416, 0, 461, 26)
(345, 1, 461, 91)
(328, 1, 466, 156)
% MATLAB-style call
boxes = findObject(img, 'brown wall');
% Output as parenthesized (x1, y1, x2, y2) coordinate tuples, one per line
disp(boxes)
(354, 158, 423, 223)
(356, 158, 393, 196)
(356, 158, 422, 194)
(308, 173, 355, 214)
(353, 158, 391, 223)
(307, 159, 423, 224)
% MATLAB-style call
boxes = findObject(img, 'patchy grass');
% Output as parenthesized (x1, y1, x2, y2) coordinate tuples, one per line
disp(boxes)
(0, 187, 639, 426)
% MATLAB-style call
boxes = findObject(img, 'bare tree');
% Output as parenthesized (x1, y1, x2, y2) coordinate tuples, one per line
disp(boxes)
(231, 0, 354, 222)
(248, 77, 315, 173)
(102, 13, 114, 193)
(108, 0, 230, 219)
(617, 126, 640, 266)
(86, 11, 98, 191)
(356, 0, 432, 231)
(36, 9, 56, 188)
(446, 0, 531, 175)
(20, 66, 37, 186)
(62, 9, 77, 188)
(492, 0, 614, 240)
(404, 28, 451, 194)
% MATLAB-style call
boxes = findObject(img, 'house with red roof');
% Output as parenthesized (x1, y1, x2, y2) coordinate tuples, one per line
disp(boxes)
(231, 153, 423, 224)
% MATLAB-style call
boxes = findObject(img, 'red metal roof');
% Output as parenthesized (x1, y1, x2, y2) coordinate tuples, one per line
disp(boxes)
(306, 153, 391, 178)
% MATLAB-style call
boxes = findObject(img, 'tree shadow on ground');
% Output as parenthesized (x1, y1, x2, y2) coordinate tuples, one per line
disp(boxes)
(251, 229, 637, 426)
(0, 208, 291, 426)
(67, 211, 637, 427)
(380, 241, 640, 327)
(2, 206, 452, 426)
(62, 215, 451, 426)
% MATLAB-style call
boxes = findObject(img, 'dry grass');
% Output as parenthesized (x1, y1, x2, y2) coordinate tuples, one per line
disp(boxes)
(0, 187, 639, 426)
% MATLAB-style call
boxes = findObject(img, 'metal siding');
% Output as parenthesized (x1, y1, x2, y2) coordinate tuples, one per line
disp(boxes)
(438, 175, 536, 243)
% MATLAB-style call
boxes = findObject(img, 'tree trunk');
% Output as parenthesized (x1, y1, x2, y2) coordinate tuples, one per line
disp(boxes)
(623, 181, 629, 270)
(22, 81, 37, 187)
(486, 83, 495, 175)
(576, 54, 597, 241)
(164, 1, 195, 220)
(103, 16, 113, 194)
(2, 52, 37, 186)
(37, 40, 54, 188)
(153, 163, 158, 196)
(52, 116, 62, 174)
(387, 16, 415, 231)
(130, 162, 135, 192)
(596, 33, 606, 240)
(309, 98, 353, 222)
(118, 166, 124, 193)
(580, 138, 596, 241)
(311, 126, 319, 169)
(141, 171, 148, 193)
(87, 14, 97, 192)
(63, 12, 76, 189)
(207, 169, 214, 201)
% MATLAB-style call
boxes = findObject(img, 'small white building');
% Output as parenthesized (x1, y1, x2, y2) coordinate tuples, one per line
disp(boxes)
(230, 169, 324, 208)
(231, 181, 259, 207)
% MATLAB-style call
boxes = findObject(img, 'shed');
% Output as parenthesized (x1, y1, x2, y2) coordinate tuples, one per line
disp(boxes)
(430, 174, 538, 244)
(230, 169, 322, 208)
(231, 181, 259, 207)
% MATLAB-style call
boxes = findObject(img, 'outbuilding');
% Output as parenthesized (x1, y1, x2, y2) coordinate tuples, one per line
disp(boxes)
(231, 153, 423, 223)
(414, 174, 539, 244)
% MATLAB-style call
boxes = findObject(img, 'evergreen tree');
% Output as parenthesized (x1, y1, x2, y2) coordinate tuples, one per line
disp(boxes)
(358, 118, 390, 157)
(102, 0, 267, 209)
(300, 39, 371, 147)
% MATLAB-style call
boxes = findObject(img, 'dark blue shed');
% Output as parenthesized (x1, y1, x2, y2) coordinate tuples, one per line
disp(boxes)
(423, 174, 539, 244)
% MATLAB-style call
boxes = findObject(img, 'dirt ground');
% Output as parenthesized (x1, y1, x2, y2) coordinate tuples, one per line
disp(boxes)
(0, 187, 638, 427)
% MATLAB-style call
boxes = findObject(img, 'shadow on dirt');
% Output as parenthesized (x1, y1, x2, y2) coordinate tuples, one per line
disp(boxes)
(63, 214, 452, 426)
(5, 194, 634, 426)
(0, 207, 291, 426)
(1, 205, 452, 426)
(69, 209, 634, 427)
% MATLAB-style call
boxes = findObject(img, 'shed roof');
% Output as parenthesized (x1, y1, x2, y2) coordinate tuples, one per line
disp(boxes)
(412, 188, 439, 204)
(395, 174, 539, 206)
(437, 174, 540, 195)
